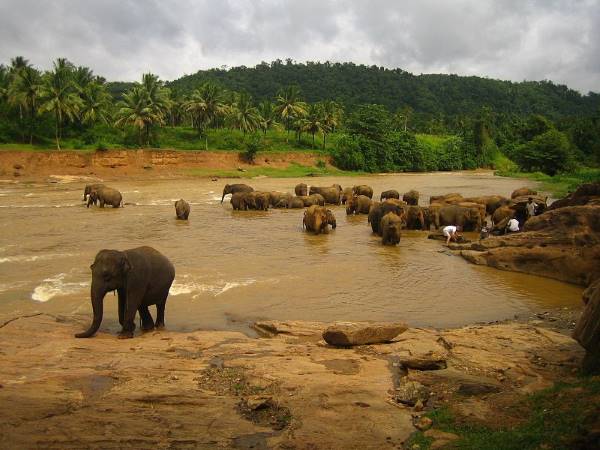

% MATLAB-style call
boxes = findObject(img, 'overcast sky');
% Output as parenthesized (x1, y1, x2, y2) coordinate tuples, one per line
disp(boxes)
(1, 0, 599, 93)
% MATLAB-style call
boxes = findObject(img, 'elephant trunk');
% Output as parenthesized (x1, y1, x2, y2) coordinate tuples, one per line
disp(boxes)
(221, 190, 228, 204)
(75, 283, 105, 338)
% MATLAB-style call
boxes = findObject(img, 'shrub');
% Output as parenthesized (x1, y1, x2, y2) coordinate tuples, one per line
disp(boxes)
(514, 129, 574, 175)
(240, 134, 262, 163)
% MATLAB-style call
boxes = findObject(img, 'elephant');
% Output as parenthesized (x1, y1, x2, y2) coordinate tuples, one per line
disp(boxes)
(511, 187, 537, 199)
(353, 185, 374, 199)
(83, 183, 105, 201)
(174, 199, 190, 220)
(458, 201, 486, 226)
(380, 189, 400, 201)
(492, 205, 516, 227)
(295, 183, 308, 196)
(245, 191, 270, 210)
(75, 246, 175, 339)
(463, 195, 511, 215)
(381, 212, 402, 245)
(221, 183, 254, 203)
(404, 205, 426, 230)
(325, 209, 337, 229)
(303, 205, 333, 234)
(308, 186, 341, 205)
(231, 192, 249, 210)
(421, 206, 433, 231)
(346, 195, 372, 215)
(402, 190, 420, 206)
(302, 193, 325, 207)
(287, 197, 305, 208)
(269, 191, 292, 208)
(429, 193, 463, 204)
(368, 200, 405, 234)
(341, 187, 354, 205)
(87, 186, 122, 208)
(434, 204, 482, 231)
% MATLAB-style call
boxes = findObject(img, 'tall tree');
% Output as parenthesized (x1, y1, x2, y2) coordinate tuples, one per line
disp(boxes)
(39, 59, 82, 149)
(114, 86, 164, 146)
(257, 100, 277, 135)
(320, 100, 342, 149)
(183, 82, 226, 149)
(230, 91, 260, 134)
(275, 85, 307, 142)
(301, 103, 323, 147)
(79, 81, 112, 125)
(8, 66, 41, 143)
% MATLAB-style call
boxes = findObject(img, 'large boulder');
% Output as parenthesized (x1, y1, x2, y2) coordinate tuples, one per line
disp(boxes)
(573, 280, 600, 374)
(322, 322, 408, 346)
(549, 181, 600, 210)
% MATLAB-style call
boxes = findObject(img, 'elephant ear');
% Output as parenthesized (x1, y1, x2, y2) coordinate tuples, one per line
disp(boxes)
(121, 254, 133, 274)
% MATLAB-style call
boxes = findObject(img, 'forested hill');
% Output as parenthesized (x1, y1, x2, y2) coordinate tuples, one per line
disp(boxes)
(163, 61, 599, 118)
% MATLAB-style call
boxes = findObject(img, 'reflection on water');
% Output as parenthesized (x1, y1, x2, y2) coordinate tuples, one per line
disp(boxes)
(0, 171, 583, 333)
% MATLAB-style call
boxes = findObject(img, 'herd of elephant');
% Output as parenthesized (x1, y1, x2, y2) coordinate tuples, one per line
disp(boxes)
(75, 180, 544, 340)
(219, 182, 546, 245)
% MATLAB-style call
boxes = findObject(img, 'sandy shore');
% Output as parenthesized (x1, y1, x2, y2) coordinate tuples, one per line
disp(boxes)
(0, 313, 582, 449)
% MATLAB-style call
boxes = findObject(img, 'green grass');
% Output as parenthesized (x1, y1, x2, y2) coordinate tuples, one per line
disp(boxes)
(406, 376, 600, 450)
(188, 161, 360, 179)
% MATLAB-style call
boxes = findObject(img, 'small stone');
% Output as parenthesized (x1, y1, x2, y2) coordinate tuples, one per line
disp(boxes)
(415, 416, 433, 431)
(322, 322, 408, 346)
(397, 354, 447, 370)
(395, 381, 429, 406)
(246, 396, 272, 410)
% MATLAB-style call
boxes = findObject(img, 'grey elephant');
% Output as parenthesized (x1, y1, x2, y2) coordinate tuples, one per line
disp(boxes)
(308, 186, 341, 205)
(287, 197, 305, 209)
(381, 212, 402, 245)
(341, 187, 354, 205)
(303, 205, 334, 234)
(295, 183, 308, 196)
(368, 200, 406, 234)
(404, 205, 426, 230)
(75, 246, 175, 339)
(346, 195, 372, 215)
(87, 186, 123, 208)
(231, 192, 249, 210)
(175, 199, 190, 220)
(221, 183, 254, 203)
(269, 191, 292, 208)
(245, 191, 270, 210)
(353, 185, 374, 199)
(380, 189, 400, 201)
(302, 193, 325, 207)
(402, 190, 419, 206)
(434, 204, 482, 231)
(83, 183, 105, 201)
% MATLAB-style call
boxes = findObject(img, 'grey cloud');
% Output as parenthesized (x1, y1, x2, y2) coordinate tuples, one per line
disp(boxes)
(0, 0, 598, 92)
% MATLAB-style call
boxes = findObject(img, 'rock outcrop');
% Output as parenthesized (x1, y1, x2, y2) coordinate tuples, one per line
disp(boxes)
(322, 322, 408, 346)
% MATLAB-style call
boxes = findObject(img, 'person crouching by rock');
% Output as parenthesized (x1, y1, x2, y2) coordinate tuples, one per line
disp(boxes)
(526, 197, 537, 220)
(479, 226, 490, 240)
(443, 225, 461, 245)
(505, 217, 520, 234)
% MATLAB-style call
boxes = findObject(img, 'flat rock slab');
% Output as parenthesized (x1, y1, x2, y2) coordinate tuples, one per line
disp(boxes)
(323, 322, 408, 346)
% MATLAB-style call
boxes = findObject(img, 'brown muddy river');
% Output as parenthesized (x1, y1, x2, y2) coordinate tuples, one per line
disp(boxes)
(0, 171, 582, 335)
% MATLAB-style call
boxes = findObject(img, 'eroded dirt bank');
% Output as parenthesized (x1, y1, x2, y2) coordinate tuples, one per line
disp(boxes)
(0, 149, 326, 180)
(0, 314, 582, 449)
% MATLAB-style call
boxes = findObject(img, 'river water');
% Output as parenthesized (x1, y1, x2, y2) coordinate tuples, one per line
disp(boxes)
(0, 171, 582, 335)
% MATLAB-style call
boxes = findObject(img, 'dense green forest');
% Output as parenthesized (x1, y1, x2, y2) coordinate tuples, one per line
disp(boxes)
(1, 57, 599, 177)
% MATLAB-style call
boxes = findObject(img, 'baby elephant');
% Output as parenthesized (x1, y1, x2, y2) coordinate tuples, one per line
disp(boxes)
(381, 212, 402, 245)
(175, 199, 190, 220)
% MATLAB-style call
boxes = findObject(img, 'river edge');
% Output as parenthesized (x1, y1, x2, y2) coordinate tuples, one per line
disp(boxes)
(0, 312, 590, 449)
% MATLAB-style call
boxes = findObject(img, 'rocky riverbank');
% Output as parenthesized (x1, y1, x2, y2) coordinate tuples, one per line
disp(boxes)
(0, 313, 584, 449)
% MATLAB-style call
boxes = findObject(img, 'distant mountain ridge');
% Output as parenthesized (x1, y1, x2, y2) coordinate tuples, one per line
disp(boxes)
(109, 61, 600, 118)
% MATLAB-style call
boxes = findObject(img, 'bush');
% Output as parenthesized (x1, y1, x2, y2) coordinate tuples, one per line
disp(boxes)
(514, 129, 574, 175)
(240, 134, 262, 163)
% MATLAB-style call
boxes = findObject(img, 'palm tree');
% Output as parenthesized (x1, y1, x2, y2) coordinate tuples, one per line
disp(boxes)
(183, 82, 226, 149)
(114, 86, 164, 146)
(8, 57, 31, 141)
(301, 103, 323, 148)
(79, 81, 112, 125)
(230, 92, 260, 135)
(275, 85, 307, 143)
(0, 65, 8, 103)
(320, 100, 343, 149)
(39, 59, 82, 149)
(257, 100, 277, 135)
(8, 66, 42, 143)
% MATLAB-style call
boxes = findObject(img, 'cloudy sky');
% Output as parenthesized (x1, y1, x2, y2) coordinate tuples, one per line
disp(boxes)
(1, 0, 599, 93)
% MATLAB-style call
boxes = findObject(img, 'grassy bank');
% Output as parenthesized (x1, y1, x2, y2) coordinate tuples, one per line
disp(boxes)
(188, 162, 360, 179)
(492, 153, 600, 198)
(407, 376, 600, 450)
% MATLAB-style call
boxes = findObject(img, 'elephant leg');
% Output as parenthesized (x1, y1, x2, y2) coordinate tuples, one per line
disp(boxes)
(138, 305, 154, 331)
(118, 296, 140, 339)
(117, 288, 126, 326)
(155, 299, 167, 329)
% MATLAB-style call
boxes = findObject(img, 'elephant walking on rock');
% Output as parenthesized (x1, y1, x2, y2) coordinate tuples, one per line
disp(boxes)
(75, 246, 175, 339)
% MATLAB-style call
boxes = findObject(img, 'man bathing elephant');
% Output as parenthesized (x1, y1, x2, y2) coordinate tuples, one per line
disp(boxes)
(75, 246, 175, 339)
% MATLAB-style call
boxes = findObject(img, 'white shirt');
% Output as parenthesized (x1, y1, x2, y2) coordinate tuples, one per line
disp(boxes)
(507, 218, 519, 232)
(443, 225, 457, 235)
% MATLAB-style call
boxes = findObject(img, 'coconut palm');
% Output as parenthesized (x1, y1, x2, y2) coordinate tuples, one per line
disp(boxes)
(8, 66, 42, 143)
(79, 81, 112, 125)
(230, 92, 260, 134)
(257, 100, 277, 135)
(141, 72, 171, 115)
(301, 103, 324, 148)
(275, 85, 307, 142)
(183, 82, 227, 149)
(7, 57, 32, 141)
(39, 59, 82, 149)
(0, 65, 8, 103)
(115, 86, 164, 146)
(320, 100, 343, 149)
